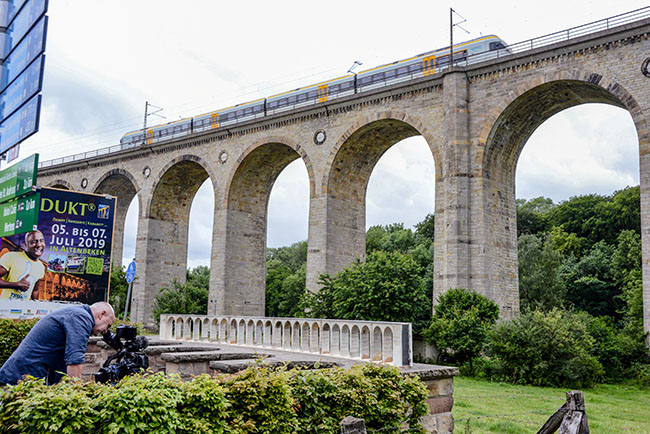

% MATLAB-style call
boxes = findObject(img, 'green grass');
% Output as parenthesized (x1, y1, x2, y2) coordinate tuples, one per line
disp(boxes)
(452, 376, 650, 434)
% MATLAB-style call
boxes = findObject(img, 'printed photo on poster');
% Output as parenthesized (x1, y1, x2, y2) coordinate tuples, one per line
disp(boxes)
(0, 187, 116, 305)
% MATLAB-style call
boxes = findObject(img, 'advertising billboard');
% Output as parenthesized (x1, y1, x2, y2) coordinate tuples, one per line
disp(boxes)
(0, 187, 116, 317)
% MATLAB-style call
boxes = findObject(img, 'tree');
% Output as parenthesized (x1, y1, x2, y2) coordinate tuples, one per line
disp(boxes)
(516, 197, 554, 236)
(486, 309, 604, 388)
(424, 288, 499, 373)
(152, 267, 209, 324)
(518, 234, 565, 312)
(265, 241, 308, 317)
(109, 264, 129, 319)
(303, 250, 431, 333)
(414, 213, 435, 244)
(560, 241, 622, 318)
(365, 223, 416, 254)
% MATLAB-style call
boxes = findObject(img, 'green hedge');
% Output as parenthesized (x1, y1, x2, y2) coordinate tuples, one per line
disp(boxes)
(0, 319, 39, 367)
(0, 364, 428, 434)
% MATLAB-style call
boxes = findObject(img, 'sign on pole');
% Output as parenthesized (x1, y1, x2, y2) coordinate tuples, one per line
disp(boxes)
(0, 0, 49, 161)
(126, 260, 136, 283)
(123, 260, 136, 320)
(0, 153, 38, 202)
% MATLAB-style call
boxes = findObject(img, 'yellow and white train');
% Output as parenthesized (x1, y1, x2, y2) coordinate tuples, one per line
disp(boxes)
(120, 35, 509, 146)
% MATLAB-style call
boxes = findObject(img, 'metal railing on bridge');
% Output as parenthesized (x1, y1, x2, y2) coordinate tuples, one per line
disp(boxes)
(38, 6, 650, 170)
(159, 314, 413, 366)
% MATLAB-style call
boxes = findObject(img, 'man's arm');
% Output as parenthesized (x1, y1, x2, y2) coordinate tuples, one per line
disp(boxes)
(66, 363, 83, 379)
(0, 265, 31, 291)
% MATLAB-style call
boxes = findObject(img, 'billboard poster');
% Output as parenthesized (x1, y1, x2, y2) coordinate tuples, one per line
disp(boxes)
(0, 187, 116, 315)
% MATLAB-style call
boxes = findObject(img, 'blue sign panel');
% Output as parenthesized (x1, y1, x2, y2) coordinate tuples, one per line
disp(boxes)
(126, 261, 136, 283)
(0, 94, 40, 155)
(0, 55, 44, 123)
(0, 15, 47, 94)
(5, 0, 29, 27)
(2, 0, 47, 59)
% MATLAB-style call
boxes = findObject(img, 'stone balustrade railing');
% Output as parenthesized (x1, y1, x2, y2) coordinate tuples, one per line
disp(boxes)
(158, 314, 412, 366)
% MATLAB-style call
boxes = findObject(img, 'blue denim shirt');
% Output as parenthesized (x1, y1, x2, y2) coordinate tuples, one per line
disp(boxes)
(0, 304, 95, 385)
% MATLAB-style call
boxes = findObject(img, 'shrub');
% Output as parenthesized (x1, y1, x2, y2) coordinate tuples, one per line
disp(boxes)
(291, 364, 428, 434)
(0, 376, 100, 434)
(223, 365, 298, 434)
(424, 288, 499, 373)
(0, 365, 428, 434)
(486, 309, 604, 388)
(0, 318, 38, 366)
(636, 364, 650, 388)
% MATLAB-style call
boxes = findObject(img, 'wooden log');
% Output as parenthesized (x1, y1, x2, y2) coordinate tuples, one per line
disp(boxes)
(537, 402, 568, 434)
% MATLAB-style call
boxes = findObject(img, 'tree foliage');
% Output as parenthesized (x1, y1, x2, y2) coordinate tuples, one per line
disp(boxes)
(424, 288, 499, 373)
(152, 266, 209, 324)
(486, 309, 604, 388)
(303, 250, 431, 333)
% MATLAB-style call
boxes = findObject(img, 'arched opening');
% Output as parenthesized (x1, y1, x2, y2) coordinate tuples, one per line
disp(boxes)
(223, 142, 311, 317)
(325, 118, 422, 279)
(515, 103, 638, 317)
(484, 79, 643, 320)
(265, 159, 309, 318)
(136, 157, 210, 326)
(93, 171, 139, 320)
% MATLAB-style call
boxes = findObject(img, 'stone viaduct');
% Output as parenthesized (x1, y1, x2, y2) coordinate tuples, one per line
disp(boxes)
(36, 13, 650, 333)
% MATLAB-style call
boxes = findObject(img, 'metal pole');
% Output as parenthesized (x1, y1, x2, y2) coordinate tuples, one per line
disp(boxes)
(450, 8, 454, 67)
(142, 101, 148, 145)
(123, 280, 133, 321)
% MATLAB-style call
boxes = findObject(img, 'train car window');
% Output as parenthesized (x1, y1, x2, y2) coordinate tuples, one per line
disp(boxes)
(268, 101, 278, 109)
(244, 107, 252, 115)
(307, 90, 318, 99)
(385, 69, 396, 79)
(297, 93, 307, 102)
(409, 62, 422, 72)
(339, 81, 353, 91)
(437, 55, 450, 66)
(329, 84, 340, 94)
(288, 95, 297, 104)
(372, 72, 384, 83)
(277, 98, 288, 108)
(396, 66, 409, 77)
(360, 76, 372, 85)
(489, 41, 506, 50)
(253, 104, 263, 114)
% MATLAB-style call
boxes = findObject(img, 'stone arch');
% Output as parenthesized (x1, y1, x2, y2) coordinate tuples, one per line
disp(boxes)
(92, 168, 140, 268)
(47, 179, 72, 190)
(477, 72, 648, 318)
(217, 137, 314, 316)
(223, 135, 316, 206)
(135, 155, 215, 326)
(322, 111, 441, 192)
(317, 113, 435, 280)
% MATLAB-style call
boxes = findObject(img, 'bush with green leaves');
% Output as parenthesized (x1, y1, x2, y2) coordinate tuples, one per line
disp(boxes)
(290, 364, 428, 434)
(152, 266, 209, 324)
(0, 365, 428, 434)
(424, 288, 499, 374)
(485, 309, 604, 388)
(0, 318, 38, 366)
(303, 250, 431, 334)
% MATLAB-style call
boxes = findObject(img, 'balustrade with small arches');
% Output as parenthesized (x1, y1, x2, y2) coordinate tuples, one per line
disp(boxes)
(158, 314, 412, 366)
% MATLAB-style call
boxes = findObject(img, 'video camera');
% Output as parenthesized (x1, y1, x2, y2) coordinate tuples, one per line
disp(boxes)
(94, 325, 149, 384)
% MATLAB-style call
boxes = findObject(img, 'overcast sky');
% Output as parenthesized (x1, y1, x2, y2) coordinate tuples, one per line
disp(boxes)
(10, 0, 647, 267)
